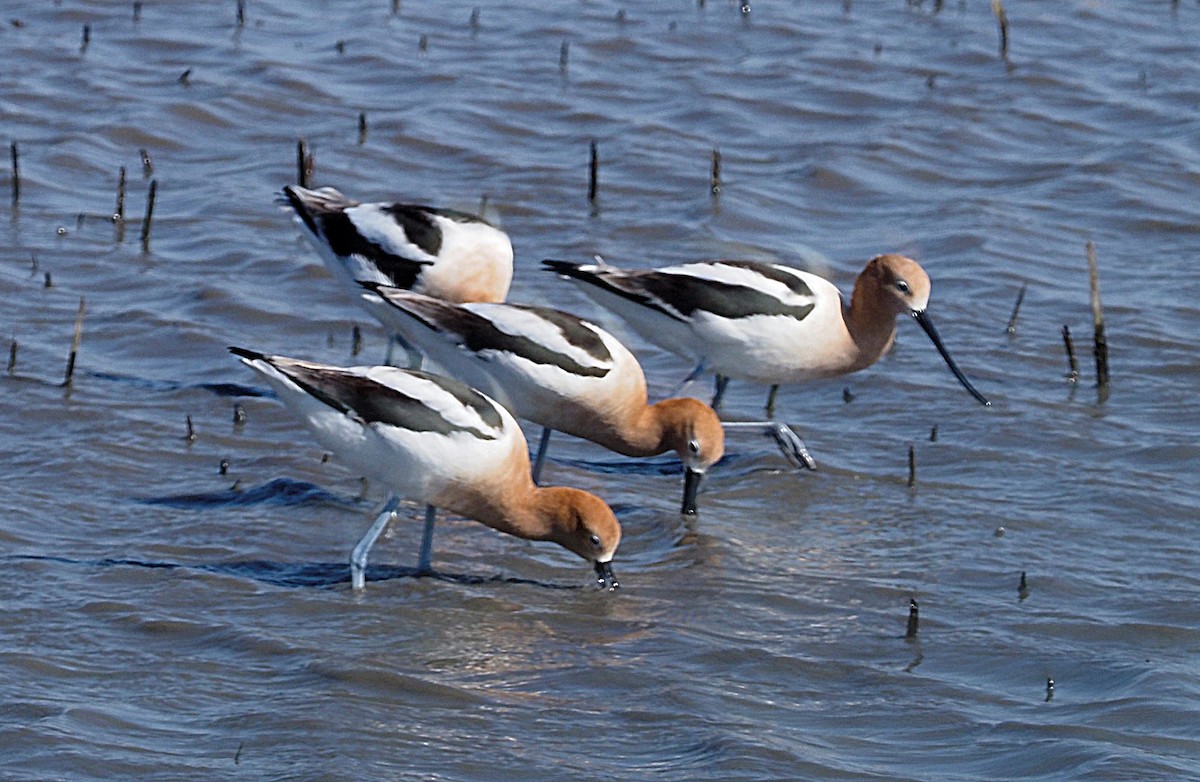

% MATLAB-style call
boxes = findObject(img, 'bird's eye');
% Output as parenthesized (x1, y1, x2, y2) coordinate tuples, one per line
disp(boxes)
(895, 280, 911, 294)
(589, 534, 601, 547)
(688, 439, 701, 455)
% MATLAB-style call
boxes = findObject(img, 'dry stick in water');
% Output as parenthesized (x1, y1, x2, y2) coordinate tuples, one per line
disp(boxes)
(115, 166, 127, 241)
(7, 337, 17, 373)
(1018, 571, 1029, 600)
(10, 141, 18, 207)
(907, 444, 917, 488)
(1086, 241, 1109, 392)
(185, 415, 196, 442)
(1005, 282, 1026, 334)
(905, 598, 919, 639)
(81, 24, 90, 52)
(133, 1, 142, 22)
(237, 0, 245, 27)
(559, 40, 569, 71)
(63, 298, 86, 386)
(991, 0, 1009, 59)
(588, 140, 599, 204)
(296, 139, 312, 188)
(710, 147, 721, 195)
(1061, 325, 1079, 381)
(140, 179, 157, 252)
(115, 166, 127, 221)
(357, 112, 367, 145)
(140, 148, 153, 177)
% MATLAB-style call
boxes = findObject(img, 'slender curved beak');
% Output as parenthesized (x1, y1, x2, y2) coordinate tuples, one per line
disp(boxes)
(911, 310, 990, 406)
(681, 468, 704, 516)
(593, 560, 618, 591)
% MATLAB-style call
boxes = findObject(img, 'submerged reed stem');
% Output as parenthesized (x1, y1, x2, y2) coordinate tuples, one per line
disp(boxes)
(588, 140, 599, 204)
(1005, 282, 1026, 335)
(63, 298, 85, 386)
(1061, 325, 1079, 382)
(1086, 242, 1109, 393)
(140, 179, 157, 252)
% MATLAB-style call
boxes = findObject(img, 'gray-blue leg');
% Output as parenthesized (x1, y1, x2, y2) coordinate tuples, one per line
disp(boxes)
(531, 427, 553, 485)
(416, 504, 437, 574)
(765, 384, 780, 418)
(712, 374, 731, 410)
(383, 333, 423, 369)
(350, 495, 400, 590)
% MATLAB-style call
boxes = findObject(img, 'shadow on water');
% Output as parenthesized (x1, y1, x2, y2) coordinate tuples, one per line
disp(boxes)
(8, 554, 585, 591)
(139, 477, 363, 509)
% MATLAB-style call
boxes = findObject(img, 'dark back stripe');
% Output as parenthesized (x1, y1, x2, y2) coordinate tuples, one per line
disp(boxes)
(381, 204, 443, 257)
(715, 260, 815, 298)
(321, 210, 428, 288)
(643, 273, 815, 321)
(399, 296, 611, 378)
(284, 363, 498, 440)
(542, 260, 688, 323)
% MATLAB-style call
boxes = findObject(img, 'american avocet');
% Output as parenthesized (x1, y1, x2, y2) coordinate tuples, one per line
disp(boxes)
(357, 285, 726, 514)
(281, 185, 513, 303)
(543, 255, 990, 414)
(281, 185, 514, 364)
(230, 347, 621, 590)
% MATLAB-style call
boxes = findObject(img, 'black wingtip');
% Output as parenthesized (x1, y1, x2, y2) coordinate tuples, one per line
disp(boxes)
(280, 184, 320, 237)
(542, 258, 584, 276)
(229, 346, 266, 362)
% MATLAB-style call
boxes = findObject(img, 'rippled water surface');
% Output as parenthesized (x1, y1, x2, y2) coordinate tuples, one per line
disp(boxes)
(3, 1, 1200, 779)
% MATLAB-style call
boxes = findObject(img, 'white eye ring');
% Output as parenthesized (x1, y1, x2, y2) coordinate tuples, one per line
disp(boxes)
(895, 280, 911, 294)
(589, 534, 601, 547)
(687, 439, 701, 455)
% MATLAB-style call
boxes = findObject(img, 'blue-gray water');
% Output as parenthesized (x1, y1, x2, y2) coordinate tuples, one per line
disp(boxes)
(3, 1, 1199, 779)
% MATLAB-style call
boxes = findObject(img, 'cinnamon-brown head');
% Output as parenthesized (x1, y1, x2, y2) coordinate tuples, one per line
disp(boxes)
(854, 254, 989, 406)
(648, 397, 725, 515)
(534, 486, 622, 589)
(855, 254, 932, 317)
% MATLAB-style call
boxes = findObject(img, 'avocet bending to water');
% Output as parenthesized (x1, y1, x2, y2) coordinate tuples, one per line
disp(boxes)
(358, 285, 726, 514)
(231, 347, 620, 590)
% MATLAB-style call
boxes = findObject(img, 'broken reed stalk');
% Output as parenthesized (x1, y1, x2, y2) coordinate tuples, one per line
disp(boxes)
(140, 148, 153, 177)
(1005, 282, 1026, 334)
(351, 324, 362, 356)
(7, 337, 16, 373)
(10, 141, 18, 207)
(1018, 571, 1029, 600)
(237, 0, 245, 27)
(990, 0, 1009, 59)
(588, 140, 598, 203)
(710, 147, 721, 195)
(133, 1, 142, 22)
(81, 24, 90, 52)
(115, 166, 127, 222)
(905, 598, 919, 639)
(1061, 325, 1079, 381)
(185, 415, 196, 441)
(63, 298, 86, 386)
(296, 139, 312, 188)
(357, 112, 367, 145)
(559, 40, 569, 71)
(469, 7, 480, 30)
(140, 179, 157, 251)
(1086, 241, 1109, 391)
(907, 444, 916, 488)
